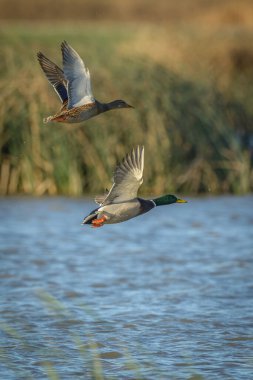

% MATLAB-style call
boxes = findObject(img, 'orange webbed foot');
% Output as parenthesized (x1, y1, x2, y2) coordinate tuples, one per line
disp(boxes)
(92, 215, 107, 228)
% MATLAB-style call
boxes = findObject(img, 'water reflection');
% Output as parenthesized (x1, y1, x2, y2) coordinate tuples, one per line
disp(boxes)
(0, 196, 252, 379)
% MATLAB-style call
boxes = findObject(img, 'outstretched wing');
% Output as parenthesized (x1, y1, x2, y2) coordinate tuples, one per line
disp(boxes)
(98, 146, 144, 206)
(61, 41, 95, 109)
(95, 189, 110, 205)
(37, 52, 68, 103)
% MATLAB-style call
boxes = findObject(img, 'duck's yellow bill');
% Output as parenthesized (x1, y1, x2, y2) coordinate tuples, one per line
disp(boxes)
(176, 198, 187, 203)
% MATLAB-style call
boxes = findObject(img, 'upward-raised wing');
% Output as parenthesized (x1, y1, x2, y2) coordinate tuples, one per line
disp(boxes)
(37, 52, 68, 103)
(61, 41, 95, 109)
(98, 146, 144, 206)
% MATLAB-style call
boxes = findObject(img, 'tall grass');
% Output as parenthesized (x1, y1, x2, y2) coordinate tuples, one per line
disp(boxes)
(0, 23, 252, 196)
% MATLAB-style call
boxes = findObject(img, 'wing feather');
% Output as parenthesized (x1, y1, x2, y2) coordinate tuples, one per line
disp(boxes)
(98, 146, 144, 205)
(37, 52, 68, 103)
(61, 41, 95, 109)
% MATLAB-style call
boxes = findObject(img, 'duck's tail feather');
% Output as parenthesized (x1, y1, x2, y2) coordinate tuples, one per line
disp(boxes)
(43, 116, 54, 123)
(82, 209, 98, 225)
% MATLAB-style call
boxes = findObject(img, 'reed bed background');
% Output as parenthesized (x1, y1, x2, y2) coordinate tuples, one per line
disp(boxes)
(0, 0, 253, 196)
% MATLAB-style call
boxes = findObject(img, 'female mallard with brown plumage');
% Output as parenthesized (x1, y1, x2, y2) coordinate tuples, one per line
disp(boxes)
(37, 41, 133, 124)
(82, 146, 187, 228)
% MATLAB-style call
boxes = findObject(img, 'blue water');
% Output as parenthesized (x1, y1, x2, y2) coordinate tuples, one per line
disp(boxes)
(0, 196, 253, 379)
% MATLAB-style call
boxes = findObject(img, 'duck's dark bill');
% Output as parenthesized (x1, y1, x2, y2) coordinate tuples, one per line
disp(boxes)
(176, 199, 187, 203)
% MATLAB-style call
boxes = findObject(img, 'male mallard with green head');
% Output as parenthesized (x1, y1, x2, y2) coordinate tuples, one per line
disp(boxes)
(37, 41, 133, 124)
(82, 146, 187, 228)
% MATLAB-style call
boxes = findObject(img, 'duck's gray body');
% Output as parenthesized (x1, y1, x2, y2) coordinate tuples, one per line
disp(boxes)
(44, 101, 99, 124)
(66, 100, 102, 124)
(70, 106, 98, 123)
(83, 197, 155, 225)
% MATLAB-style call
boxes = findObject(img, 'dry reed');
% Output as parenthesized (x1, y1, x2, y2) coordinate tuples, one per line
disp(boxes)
(0, 22, 252, 196)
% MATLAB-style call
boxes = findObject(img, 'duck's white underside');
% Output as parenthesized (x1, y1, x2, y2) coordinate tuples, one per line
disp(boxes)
(97, 199, 142, 224)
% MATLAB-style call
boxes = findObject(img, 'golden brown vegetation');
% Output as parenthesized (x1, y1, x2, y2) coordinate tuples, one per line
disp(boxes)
(0, 1, 253, 196)
(0, 0, 253, 24)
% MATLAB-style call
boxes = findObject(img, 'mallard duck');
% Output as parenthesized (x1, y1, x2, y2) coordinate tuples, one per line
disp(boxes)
(82, 146, 187, 228)
(37, 41, 133, 124)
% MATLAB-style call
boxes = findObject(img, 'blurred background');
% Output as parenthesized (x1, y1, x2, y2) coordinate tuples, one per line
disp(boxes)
(1, 3, 253, 379)
(0, 0, 253, 196)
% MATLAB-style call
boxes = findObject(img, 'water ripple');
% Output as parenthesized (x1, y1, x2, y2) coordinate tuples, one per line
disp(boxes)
(0, 196, 253, 379)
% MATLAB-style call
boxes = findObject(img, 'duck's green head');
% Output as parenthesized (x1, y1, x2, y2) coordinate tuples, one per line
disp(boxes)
(153, 194, 187, 206)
